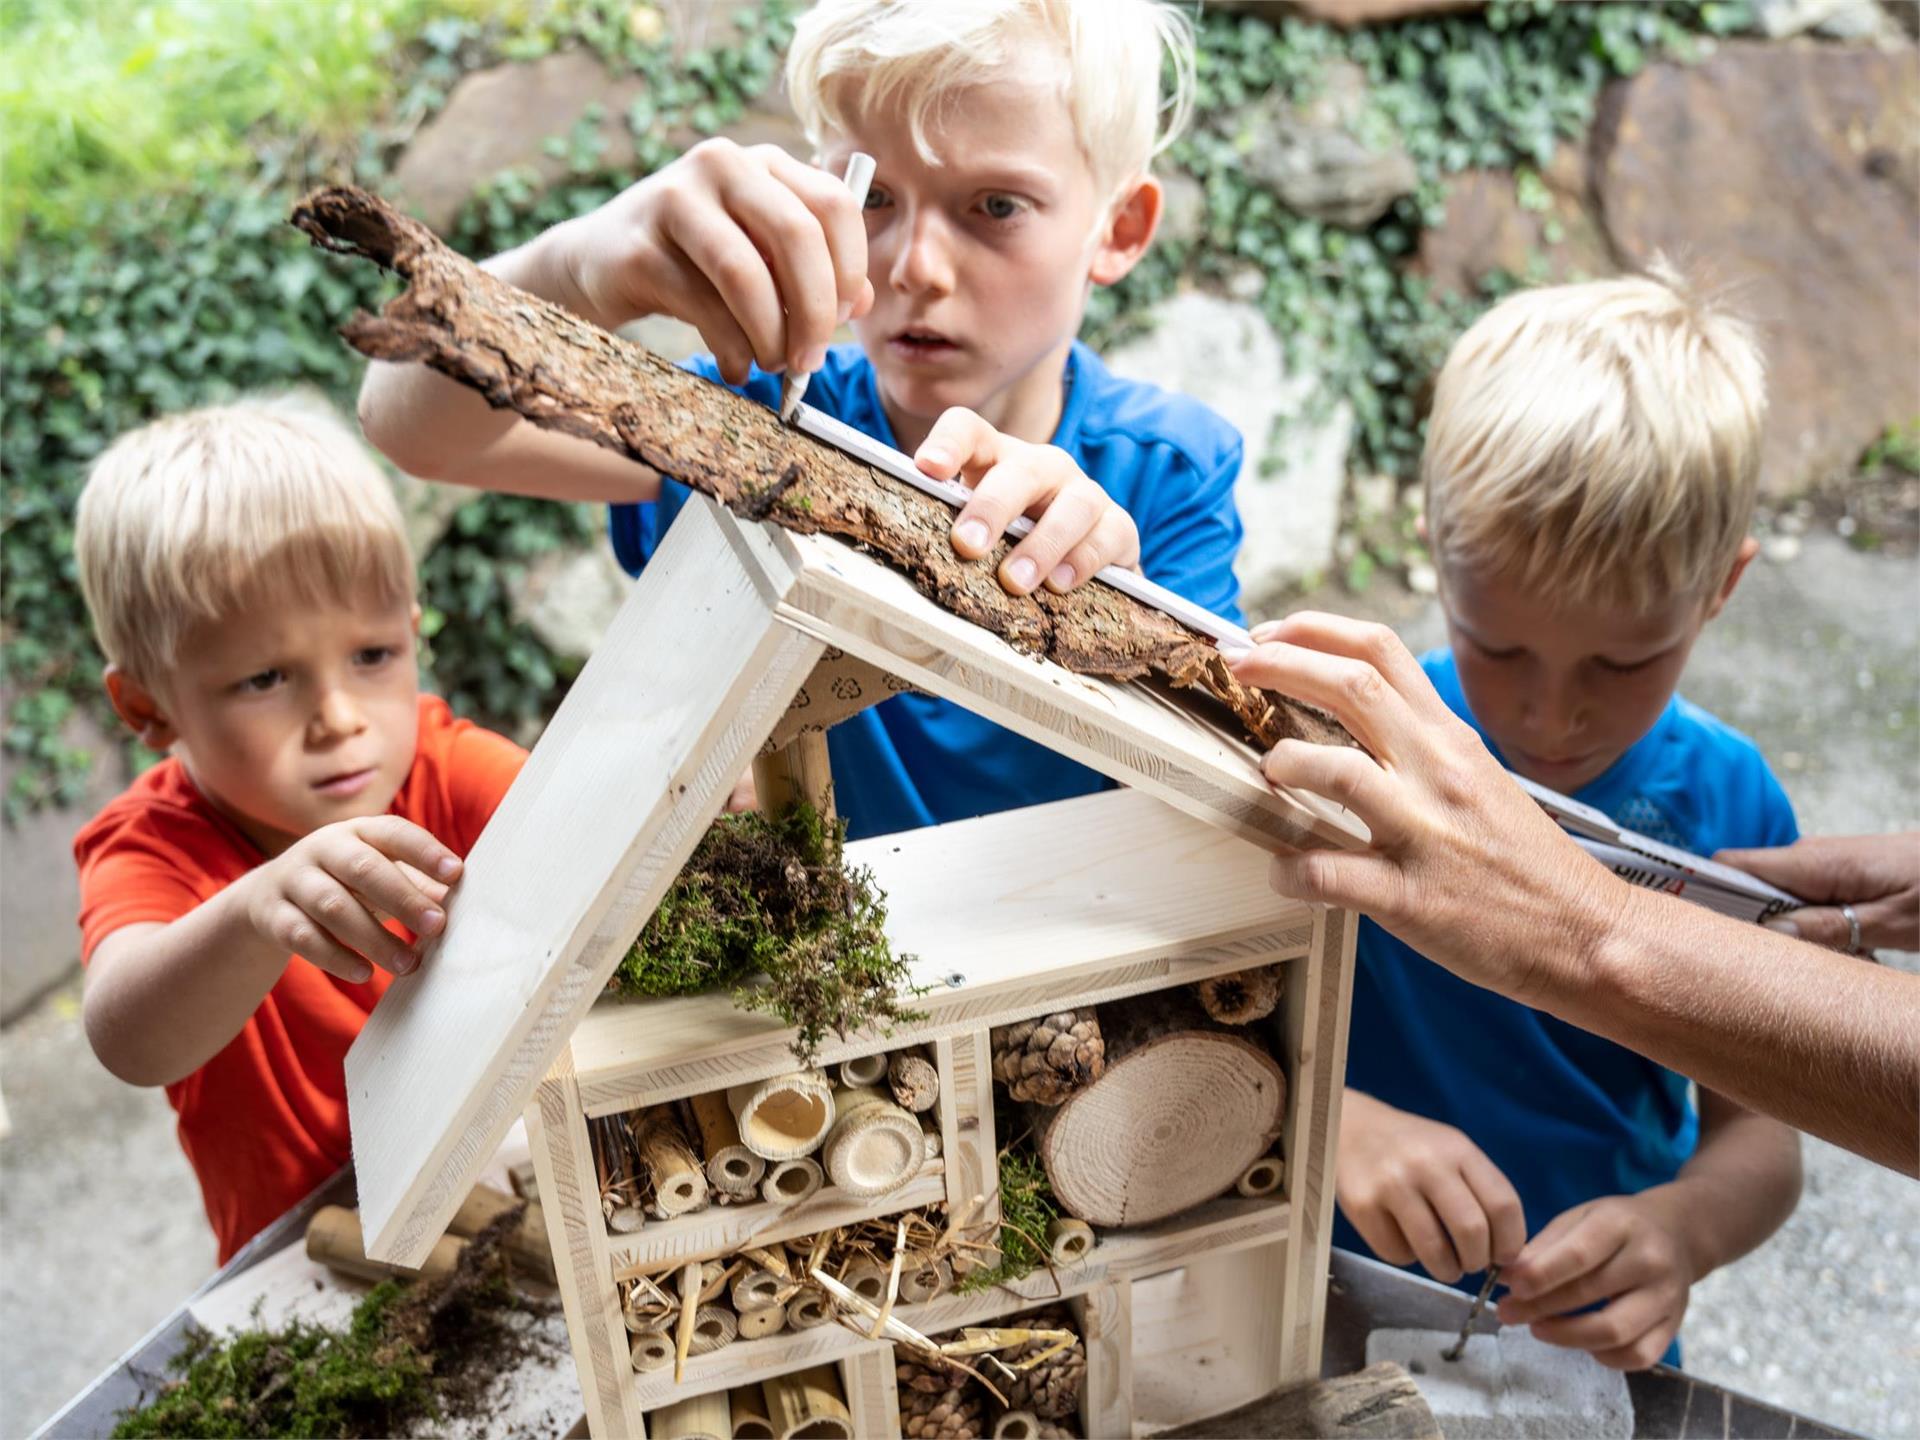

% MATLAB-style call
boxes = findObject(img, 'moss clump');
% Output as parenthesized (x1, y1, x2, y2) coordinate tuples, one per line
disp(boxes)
(114, 1215, 539, 1438)
(956, 1149, 1062, 1295)
(607, 803, 924, 1064)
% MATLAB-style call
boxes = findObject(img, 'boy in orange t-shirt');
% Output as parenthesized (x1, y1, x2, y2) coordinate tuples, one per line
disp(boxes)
(71, 394, 528, 1261)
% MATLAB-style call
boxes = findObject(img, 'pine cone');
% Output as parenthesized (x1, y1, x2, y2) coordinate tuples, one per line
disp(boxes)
(1000, 1313, 1086, 1421)
(897, 1357, 987, 1439)
(990, 1011, 1106, 1105)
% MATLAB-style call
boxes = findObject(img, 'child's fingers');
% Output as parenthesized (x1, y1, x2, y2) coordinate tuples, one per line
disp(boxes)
(916, 407, 1001, 488)
(1043, 506, 1140, 593)
(1502, 1206, 1624, 1306)
(393, 860, 451, 908)
(261, 899, 375, 986)
(765, 148, 870, 327)
(290, 872, 421, 976)
(1528, 1287, 1671, 1361)
(1459, 1150, 1529, 1265)
(668, 203, 788, 373)
(1499, 1246, 1638, 1324)
(1391, 1190, 1465, 1283)
(720, 161, 838, 372)
(351, 815, 463, 883)
(1428, 1170, 1496, 1277)
(998, 473, 1110, 595)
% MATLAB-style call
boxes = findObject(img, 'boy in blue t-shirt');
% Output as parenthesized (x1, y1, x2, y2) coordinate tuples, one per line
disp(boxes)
(1331, 268, 1803, 1372)
(359, 0, 1242, 840)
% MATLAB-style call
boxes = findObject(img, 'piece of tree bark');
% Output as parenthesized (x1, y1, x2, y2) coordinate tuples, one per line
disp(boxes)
(289, 185, 1350, 754)
(1033, 989, 1286, 1226)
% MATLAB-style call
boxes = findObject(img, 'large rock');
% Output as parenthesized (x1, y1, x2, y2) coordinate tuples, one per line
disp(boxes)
(1105, 290, 1352, 598)
(1593, 41, 1920, 498)
(1412, 142, 1616, 296)
(1237, 61, 1416, 228)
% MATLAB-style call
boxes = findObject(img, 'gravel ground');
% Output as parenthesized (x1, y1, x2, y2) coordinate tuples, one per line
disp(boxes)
(2, 533, 1914, 1437)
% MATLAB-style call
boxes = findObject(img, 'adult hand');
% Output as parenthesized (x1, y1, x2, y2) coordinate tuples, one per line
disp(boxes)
(1715, 833, 1920, 954)
(1221, 612, 1617, 1006)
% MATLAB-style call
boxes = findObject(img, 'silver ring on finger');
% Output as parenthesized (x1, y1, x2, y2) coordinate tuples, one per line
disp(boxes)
(1840, 902, 1862, 956)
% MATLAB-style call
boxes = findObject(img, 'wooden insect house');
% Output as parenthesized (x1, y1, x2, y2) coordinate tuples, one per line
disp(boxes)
(298, 188, 1368, 1440)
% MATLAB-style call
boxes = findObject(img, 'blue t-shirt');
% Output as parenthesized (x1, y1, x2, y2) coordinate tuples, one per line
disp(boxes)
(609, 341, 1246, 840)
(1338, 650, 1799, 1301)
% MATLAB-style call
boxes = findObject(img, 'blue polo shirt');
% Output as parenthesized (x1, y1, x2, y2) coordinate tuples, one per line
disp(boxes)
(609, 341, 1246, 839)
(1338, 649, 1799, 1327)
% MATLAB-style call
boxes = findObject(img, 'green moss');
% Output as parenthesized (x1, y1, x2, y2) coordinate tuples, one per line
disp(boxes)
(608, 803, 924, 1064)
(956, 1149, 1062, 1295)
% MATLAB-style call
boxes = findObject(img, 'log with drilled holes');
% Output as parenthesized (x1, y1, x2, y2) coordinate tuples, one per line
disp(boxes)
(1032, 990, 1287, 1226)
(288, 185, 1351, 754)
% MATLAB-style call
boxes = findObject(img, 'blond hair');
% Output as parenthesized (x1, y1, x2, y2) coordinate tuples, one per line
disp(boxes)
(785, 0, 1195, 197)
(75, 392, 415, 689)
(1423, 262, 1767, 614)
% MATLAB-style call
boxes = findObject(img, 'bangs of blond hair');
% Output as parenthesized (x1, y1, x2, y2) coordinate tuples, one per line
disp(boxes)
(785, 0, 1195, 197)
(1422, 261, 1768, 616)
(75, 391, 415, 689)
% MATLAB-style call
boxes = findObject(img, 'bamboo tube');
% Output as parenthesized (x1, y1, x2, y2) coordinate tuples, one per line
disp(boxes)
(731, 1384, 777, 1439)
(836, 1052, 889, 1089)
(691, 1088, 767, 1197)
(896, 1252, 952, 1304)
(763, 1364, 853, 1440)
(992, 1411, 1041, 1439)
(1047, 1218, 1095, 1266)
(652, 1390, 731, 1440)
(729, 1071, 834, 1160)
(732, 1268, 786, 1312)
(638, 1108, 709, 1216)
(820, 1087, 921, 1197)
(448, 1181, 555, 1283)
(1236, 1154, 1286, 1197)
(887, 1050, 940, 1113)
(306, 1205, 467, 1285)
(785, 1290, 832, 1330)
(630, 1331, 674, 1372)
(840, 1258, 890, 1303)
(760, 1156, 824, 1206)
(740, 1243, 790, 1278)
(688, 1303, 740, 1357)
(737, 1302, 788, 1341)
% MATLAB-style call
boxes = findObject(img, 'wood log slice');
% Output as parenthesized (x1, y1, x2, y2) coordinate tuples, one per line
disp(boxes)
(820, 1086, 922, 1197)
(1034, 992, 1286, 1226)
(888, 1051, 940, 1113)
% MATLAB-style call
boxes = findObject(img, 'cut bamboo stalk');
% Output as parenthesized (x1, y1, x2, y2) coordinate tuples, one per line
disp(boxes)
(731, 1384, 777, 1439)
(740, 1243, 790, 1279)
(305, 1205, 466, 1286)
(1046, 1218, 1095, 1266)
(786, 1291, 832, 1330)
(809, 1269, 939, 1353)
(840, 1258, 890, 1304)
(630, 1331, 675, 1372)
(692, 1087, 767, 1197)
(763, 1364, 853, 1440)
(898, 1253, 952, 1304)
(820, 1086, 921, 1198)
(652, 1390, 731, 1440)
(689, 1303, 740, 1357)
(760, 1156, 824, 1206)
(888, 1050, 940, 1113)
(729, 1071, 834, 1160)
(732, 1267, 786, 1312)
(992, 1411, 1041, 1439)
(638, 1107, 709, 1216)
(1235, 1153, 1286, 1197)
(737, 1302, 789, 1341)
(869, 1219, 908, 1340)
(836, 1053, 889, 1089)
(447, 1181, 556, 1283)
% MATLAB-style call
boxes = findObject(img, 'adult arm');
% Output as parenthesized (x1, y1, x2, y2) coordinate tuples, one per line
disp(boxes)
(1222, 613, 1920, 1175)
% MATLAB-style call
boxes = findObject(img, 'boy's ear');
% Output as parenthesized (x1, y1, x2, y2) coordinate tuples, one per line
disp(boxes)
(104, 666, 178, 752)
(1703, 536, 1761, 621)
(1089, 175, 1162, 287)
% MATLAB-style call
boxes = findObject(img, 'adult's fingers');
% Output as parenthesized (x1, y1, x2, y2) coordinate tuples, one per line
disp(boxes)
(720, 161, 839, 372)
(765, 148, 870, 328)
(1258, 738, 1408, 849)
(1459, 1149, 1529, 1266)
(1766, 904, 1869, 955)
(1250, 612, 1455, 727)
(1223, 640, 1420, 763)
(1044, 505, 1139, 593)
(1267, 847, 1408, 919)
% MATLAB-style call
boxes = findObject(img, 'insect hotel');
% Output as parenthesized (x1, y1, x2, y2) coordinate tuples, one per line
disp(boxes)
(299, 188, 1369, 1440)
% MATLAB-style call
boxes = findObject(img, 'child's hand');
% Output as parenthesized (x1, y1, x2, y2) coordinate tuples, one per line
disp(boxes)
(560, 139, 873, 385)
(1497, 1187, 1696, 1371)
(1336, 1091, 1528, 1284)
(241, 816, 464, 984)
(914, 408, 1140, 596)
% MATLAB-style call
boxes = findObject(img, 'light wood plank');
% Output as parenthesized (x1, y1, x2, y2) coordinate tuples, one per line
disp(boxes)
(528, 1048, 649, 1440)
(722, 508, 1367, 854)
(762, 649, 915, 751)
(608, 1162, 947, 1278)
(936, 1032, 1000, 1268)
(1275, 905, 1359, 1385)
(348, 497, 824, 1267)
(1075, 1280, 1133, 1440)
(840, 1346, 902, 1438)
(1130, 1241, 1288, 1435)
(569, 789, 1317, 1113)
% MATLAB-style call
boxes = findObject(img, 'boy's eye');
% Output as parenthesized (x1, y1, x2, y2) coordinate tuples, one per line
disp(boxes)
(1473, 638, 1524, 663)
(980, 193, 1025, 222)
(236, 668, 285, 694)
(354, 645, 399, 667)
(1596, 652, 1661, 675)
(862, 186, 890, 212)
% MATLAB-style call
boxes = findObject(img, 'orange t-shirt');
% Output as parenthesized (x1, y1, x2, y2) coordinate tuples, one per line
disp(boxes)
(74, 695, 527, 1262)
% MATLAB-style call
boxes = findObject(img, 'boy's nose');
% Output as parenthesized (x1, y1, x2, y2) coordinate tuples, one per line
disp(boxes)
(888, 209, 956, 297)
(1527, 679, 1588, 741)
(310, 687, 367, 741)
